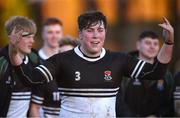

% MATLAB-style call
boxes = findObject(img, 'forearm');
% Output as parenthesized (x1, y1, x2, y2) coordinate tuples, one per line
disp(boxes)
(157, 17, 174, 64)
(157, 43, 173, 64)
(29, 103, 41, 117)
(174, 100, 180, 116)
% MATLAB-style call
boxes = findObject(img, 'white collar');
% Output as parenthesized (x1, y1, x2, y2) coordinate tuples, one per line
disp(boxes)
(38, 48, 49, 60)
(74, 46, 106, 62)
(23, 55, 29, 64)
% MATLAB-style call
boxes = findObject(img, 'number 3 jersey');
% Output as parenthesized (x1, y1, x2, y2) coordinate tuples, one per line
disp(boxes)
(18, 46, 167, 117)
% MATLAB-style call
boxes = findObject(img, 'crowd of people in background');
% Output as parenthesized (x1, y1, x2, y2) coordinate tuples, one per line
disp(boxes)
(0, 10, 179, 118)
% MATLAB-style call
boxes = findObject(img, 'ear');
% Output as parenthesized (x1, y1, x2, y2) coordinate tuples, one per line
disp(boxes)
(78, 30, 82, 40)
(41, 31, 45, 41)
(136, 41, 140, 50)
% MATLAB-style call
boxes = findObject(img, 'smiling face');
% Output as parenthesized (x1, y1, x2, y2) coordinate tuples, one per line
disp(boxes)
(42, 24, 63, 48)
(137, 37, 160, 60)
(79, 22, 106, 57)
(17, 33, 35, 55)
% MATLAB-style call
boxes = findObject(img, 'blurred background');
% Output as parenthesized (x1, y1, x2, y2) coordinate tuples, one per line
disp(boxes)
(0, 0, 179, 73)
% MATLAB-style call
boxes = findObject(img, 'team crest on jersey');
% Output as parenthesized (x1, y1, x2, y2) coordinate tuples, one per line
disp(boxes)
(157, 79, 164, 91)
(104, 70, 112, 81)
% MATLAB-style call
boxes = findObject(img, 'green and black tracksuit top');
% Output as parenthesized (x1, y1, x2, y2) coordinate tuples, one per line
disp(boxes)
(0, 45, 41, 117)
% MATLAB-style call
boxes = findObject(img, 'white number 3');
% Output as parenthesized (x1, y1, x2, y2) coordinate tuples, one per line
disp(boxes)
(75, 71, 81, 81)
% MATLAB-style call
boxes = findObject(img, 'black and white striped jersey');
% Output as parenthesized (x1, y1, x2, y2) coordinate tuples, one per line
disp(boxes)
(31, 80, 60, 117)
(30, 49, 60, 118)
(173, 72, 180, 116)
(17, 46, 167, 117)
(7, 56, 32, 117)
(0, 46, 41, 117)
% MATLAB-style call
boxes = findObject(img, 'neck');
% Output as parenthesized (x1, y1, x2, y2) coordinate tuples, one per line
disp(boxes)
(42, 45, 59, 58)
(139, 54, 154, 64)
(79, 46, 101, 58)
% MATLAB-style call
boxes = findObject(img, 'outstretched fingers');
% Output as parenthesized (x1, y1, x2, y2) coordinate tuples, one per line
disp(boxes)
(9, 27, 24, 46)
(158, 17, 173, 33)
(158, 17, 174, 43)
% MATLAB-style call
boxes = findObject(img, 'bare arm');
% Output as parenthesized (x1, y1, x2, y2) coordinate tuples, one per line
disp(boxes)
(174, 100, 180, 116)
(29, 103, 41, 117)
(157, 17, 174, 64)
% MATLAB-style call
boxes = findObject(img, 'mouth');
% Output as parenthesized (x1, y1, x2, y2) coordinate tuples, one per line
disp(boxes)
(28, 45, 32, 49)
(91, 41, 100, 45)
(148, 50, 156, 53)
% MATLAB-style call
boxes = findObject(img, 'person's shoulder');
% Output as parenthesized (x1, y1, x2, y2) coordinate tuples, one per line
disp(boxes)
(61, 49, 74, 55)
(174, 71, 180, 79)
(28, 48, 41, 65)
(174, 71, 180, 85)
(106, 50, 133, 60)
(31, 48, 39, 55)
(47, 49, 75, 63)
(106, 49, 127, 56)
(0, 45, 8, 57)
(57, 49, 75, 58)
(0, 46, 9, 64)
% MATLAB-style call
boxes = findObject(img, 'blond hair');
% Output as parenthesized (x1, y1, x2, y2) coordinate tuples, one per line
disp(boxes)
(5, 16, 37, 35)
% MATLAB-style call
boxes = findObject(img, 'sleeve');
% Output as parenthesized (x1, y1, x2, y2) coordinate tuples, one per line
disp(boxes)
(173, 72, 180, 116)
(13, 54, 59, 85)
(123, 54, 168, 80)
(31, 85, 45, 105)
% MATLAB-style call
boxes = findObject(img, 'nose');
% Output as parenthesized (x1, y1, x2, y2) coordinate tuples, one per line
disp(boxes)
(150, 44, 155, 49)
(93, 31, 98, 38)
(30, 37, 35, 43)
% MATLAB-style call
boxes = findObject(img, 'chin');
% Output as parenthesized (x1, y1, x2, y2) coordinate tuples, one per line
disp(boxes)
(90, 51, 101, 55)
(51, 45, 59, 48)
(25, 50, 32, 54)
(90, 48, 99, 52)
(92, 47, 101, 52)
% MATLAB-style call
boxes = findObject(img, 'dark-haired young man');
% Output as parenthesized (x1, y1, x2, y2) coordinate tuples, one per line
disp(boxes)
(9, 11, 174, 117)
(116, 31, 174, 117)
(29, 18, 63, 117)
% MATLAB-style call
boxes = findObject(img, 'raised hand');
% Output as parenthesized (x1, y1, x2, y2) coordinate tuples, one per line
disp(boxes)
(8, 26, 24, 65)
(158, 17, 174, 44)
(157, 17, 174, 64)
(9, 26, 24, 48)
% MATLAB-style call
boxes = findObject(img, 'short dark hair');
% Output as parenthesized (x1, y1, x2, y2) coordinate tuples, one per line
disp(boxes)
(43, 17, 63, 26)
(78, 11, 107, 31)
(139, 31, 159, 41)
(59, 36, 79, 47)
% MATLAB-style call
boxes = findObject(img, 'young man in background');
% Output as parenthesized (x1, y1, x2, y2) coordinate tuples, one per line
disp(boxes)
(29, 18, 63, 117)
(116, 31, 174, 117)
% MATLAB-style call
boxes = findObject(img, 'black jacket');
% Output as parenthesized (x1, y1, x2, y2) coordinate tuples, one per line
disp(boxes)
(0, 45, 40, 116)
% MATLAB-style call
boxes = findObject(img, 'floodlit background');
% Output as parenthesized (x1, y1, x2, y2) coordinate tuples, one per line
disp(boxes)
(0, 0, 179, 73)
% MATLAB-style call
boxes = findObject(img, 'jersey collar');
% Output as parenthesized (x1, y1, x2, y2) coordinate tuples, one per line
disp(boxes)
(74, 46, 106, 62)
